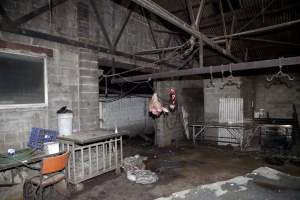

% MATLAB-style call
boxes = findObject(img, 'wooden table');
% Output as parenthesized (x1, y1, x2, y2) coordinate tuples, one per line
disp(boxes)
(57, 129, 126, 184)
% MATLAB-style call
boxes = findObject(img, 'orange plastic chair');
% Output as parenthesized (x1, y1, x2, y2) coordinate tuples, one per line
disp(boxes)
(23, 151, 70, 200)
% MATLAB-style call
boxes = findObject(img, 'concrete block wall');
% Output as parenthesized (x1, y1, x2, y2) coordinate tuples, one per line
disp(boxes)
(0, 0, 173, 152)
(155, 79, 203, 147)
(0, 35, 80, 152)
(79, 49, 99, 130)
(251, 74, 300, 119)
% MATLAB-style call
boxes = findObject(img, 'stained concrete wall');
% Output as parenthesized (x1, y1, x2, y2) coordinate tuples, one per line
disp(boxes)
(99, 96, 154, 135)
(155, 79, 204, 147)
(0, 0, 172, 152)
(252, 74, 300, 119)
(155, 74, 300, 147)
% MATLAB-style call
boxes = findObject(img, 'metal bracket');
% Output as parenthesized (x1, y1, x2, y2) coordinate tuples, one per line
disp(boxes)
(220, 64, 241, 89)
(206, 66, 216, 88)
(265, 57, 295, 88)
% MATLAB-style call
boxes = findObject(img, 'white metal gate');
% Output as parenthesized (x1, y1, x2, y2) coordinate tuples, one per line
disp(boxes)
(218, 98, 243, 146)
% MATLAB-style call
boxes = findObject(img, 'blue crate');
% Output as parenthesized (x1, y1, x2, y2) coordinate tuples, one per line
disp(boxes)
(28, 128, 58, 150)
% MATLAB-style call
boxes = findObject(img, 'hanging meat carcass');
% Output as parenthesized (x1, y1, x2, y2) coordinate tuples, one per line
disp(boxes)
(168, 88, 177, 111)
(149, 93, 168, 117)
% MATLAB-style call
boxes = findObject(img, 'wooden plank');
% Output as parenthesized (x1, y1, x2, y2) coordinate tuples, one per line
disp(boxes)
(0, 39, 53, 57)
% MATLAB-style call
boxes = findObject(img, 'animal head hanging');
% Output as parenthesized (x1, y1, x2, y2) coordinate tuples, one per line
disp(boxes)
(168, 88, 177, 111)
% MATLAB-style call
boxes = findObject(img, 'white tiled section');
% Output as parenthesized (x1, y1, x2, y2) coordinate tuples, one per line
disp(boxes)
(218, 98, 243, 146)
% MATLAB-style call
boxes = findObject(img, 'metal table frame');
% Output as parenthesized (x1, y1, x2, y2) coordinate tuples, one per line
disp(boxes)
(0, 151, 62, 187)
(191, 122, 253, 150)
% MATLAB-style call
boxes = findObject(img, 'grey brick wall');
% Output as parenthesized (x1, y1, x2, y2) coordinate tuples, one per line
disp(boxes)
(252, 74, 300, 119)
(155, 79, 203, 147)
(0, 0, 173, 152)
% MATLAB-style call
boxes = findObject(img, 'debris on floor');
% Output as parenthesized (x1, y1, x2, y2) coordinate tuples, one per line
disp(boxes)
(155, 167, 300, 200)
(250, 166, 300, 190)
(123, 155, 159, 184)
(127, 169, 159, 184)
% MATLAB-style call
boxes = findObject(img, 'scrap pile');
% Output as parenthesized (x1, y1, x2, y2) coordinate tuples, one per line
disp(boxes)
(122, 155, 158, 184)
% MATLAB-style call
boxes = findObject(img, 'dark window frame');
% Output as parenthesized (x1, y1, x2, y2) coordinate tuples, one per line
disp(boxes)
(0, 50, 48, 109)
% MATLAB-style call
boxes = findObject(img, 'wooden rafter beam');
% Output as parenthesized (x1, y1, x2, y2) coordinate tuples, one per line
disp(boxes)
(111, 56, 300, 83)
(0, 39, 53, 57)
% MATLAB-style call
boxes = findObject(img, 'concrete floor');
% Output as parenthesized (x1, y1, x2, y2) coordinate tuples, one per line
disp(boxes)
(67, 137, 300, 200)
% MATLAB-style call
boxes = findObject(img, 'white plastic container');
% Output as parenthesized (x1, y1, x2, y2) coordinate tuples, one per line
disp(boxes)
(58, 113, 73, 136)
(44, 142, 59, 154)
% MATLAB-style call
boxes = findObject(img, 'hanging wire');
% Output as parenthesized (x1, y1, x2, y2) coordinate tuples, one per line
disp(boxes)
(99, 82, 145, 103)
(99, 39, 193, 102)
(101, 39, 192, 81)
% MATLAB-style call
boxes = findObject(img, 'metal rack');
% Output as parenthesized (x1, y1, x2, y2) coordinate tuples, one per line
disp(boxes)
(58, 130, 124, 184)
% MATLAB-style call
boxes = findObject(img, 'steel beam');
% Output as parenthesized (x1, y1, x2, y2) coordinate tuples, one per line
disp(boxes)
(237, 0, 275, 33)
(98, 58, 158, 73)
(243, 37, 300, 47)
(130, 0, 240, 62)
(135, 45, 182, 55)
(213, 19, 300, 41)
(111, 56, 300, 83)
(0, 4, 13, 24)
(185, 0, 195, 25)
(200, 3, 300, 30)
(141, 7, 159, 49)
(0, 24, 180, 68)
(13, 0, 69, 26)
(90, 0, 112, 49)
(113, 8, 133, 49)
(199, 38, 203, 67)
(195, 0, 205, 30)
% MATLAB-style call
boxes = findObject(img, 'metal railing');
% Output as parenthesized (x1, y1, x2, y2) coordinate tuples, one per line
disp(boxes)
(59, 137, 123, 184)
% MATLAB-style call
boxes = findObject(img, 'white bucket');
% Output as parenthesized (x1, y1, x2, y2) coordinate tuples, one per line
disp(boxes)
(58, 113, 73, 136)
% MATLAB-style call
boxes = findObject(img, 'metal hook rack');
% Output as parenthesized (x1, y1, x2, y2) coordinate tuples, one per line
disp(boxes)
(266, 57, 295, 82)
(206, 66, 216, 88)
(220, 64, 241, 89)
